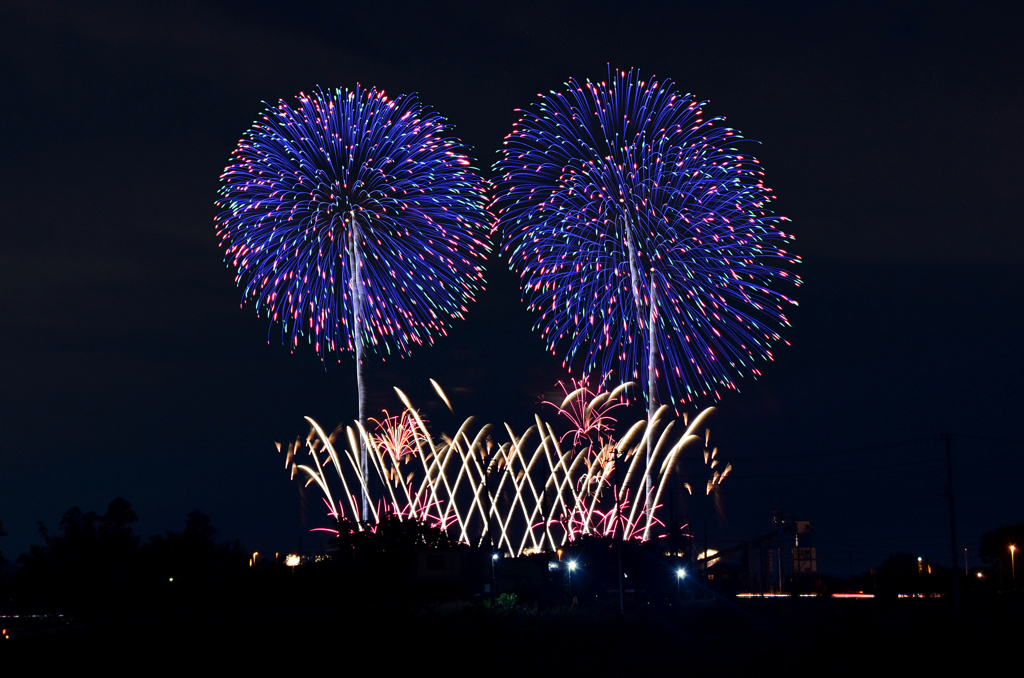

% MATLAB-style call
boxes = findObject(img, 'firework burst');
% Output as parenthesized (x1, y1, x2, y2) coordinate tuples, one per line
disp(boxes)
(217, 86, 490, 514)
(544, 378, 630, 448)
(493, 67, 800, 409)
(216, 85, 490, 360)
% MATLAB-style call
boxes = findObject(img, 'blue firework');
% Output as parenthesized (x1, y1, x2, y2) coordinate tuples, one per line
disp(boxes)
(493, 68, 800, 407)
(215, 85, 491, 361)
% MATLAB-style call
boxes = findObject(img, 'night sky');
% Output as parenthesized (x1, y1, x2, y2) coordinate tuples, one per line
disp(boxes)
(2, 0, 1022, 577)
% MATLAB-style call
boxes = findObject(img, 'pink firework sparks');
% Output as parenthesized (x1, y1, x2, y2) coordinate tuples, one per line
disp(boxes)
(544, 378, 629, 449)
(370, 409, 425, 465)
(287, 382, 726, 556)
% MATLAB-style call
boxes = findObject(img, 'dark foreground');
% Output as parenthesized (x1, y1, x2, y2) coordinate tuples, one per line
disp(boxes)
(4, 584, 1021, 674)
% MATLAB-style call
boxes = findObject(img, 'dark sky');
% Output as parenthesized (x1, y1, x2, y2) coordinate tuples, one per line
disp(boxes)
(1, 0, 1022, 577)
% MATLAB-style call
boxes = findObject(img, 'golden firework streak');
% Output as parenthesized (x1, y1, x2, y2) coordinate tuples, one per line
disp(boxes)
(286, 383, 725, 556)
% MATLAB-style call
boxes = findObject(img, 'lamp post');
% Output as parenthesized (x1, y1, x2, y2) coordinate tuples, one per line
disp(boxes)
(1011, 544, 1016, 590)
(676, 567, 686, 598)
(491, 552, 499, 604)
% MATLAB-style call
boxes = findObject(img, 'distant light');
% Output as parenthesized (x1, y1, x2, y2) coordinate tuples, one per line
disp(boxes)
(677, 568, 686, 579)
(568, 560, 578, 572)
(492, 552, 499, 561)
(736, 592, 818, 598)
(285, 553, 301, 567)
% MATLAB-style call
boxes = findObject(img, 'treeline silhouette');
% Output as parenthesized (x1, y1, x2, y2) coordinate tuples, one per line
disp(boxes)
(0, 499, 503, 663)
(2, 503, 1023, 672)
(2, 498, 246, 624)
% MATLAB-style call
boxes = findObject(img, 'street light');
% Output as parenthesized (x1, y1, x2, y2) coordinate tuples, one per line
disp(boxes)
(1010, 544, 1016, 589)
(490, 552, 499, 602)
(676, 567, 686, 596)
(562, 559, 578, 599)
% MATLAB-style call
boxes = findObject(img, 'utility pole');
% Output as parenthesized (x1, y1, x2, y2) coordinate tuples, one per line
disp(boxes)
(942, 433, 962, 612)
(614, 444, 625, 615)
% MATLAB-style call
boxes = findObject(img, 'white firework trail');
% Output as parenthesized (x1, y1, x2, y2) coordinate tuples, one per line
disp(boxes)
(281, 381, 726, 557)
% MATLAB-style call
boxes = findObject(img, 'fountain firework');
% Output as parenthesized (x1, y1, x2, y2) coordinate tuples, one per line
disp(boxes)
(281, 381, 723, 557)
